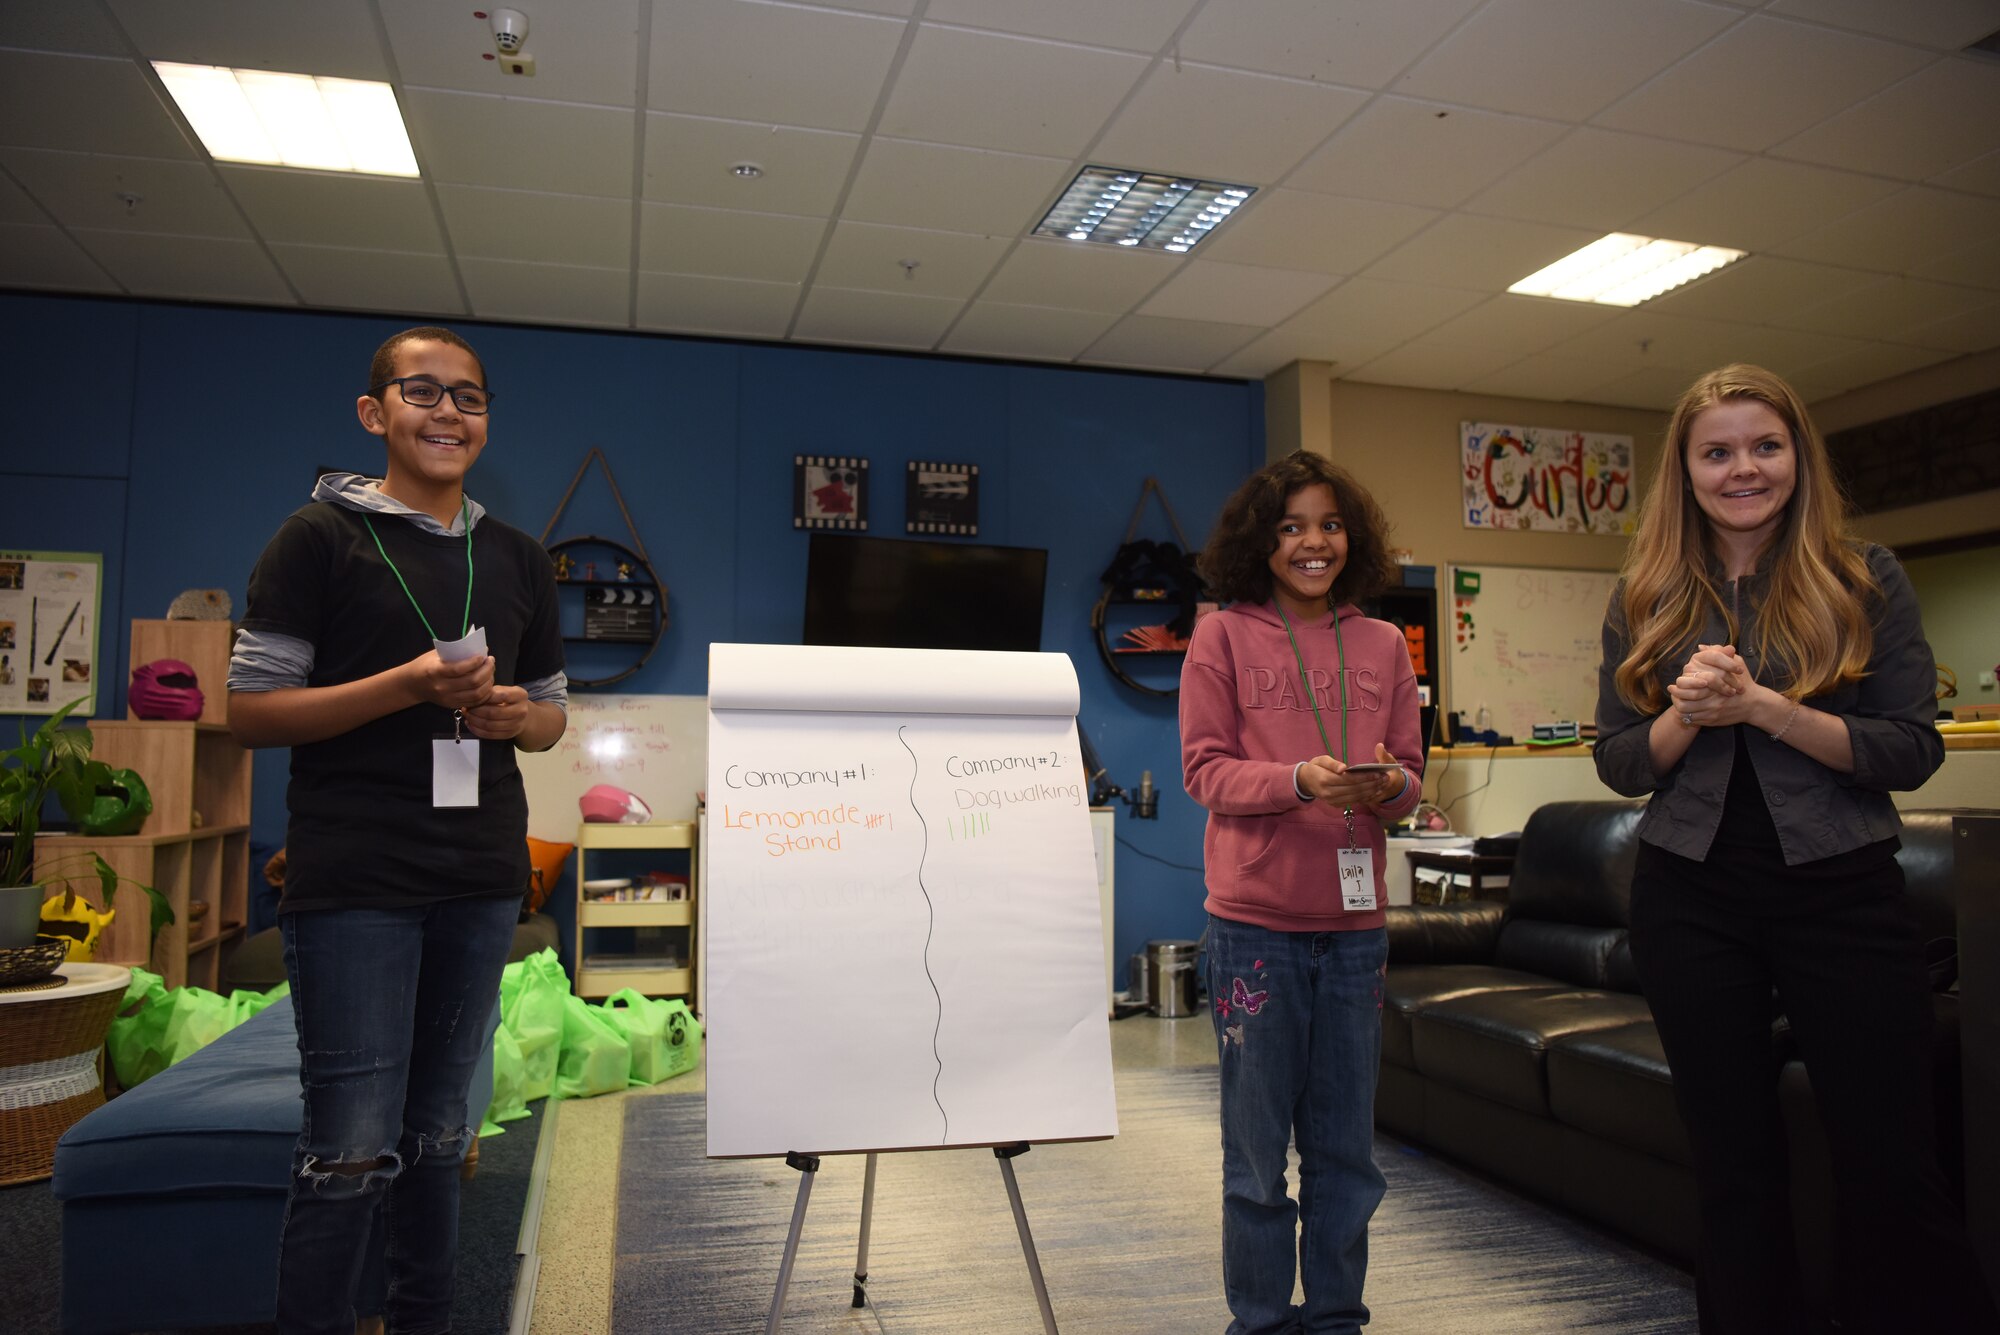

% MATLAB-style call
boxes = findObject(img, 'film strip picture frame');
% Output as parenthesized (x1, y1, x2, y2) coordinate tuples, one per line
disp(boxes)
(793, 455, 870, 530)
(905, 460, 979, 536)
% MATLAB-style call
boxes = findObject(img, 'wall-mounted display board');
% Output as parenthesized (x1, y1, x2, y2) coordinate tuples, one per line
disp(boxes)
(517, 693, 707, 839)
(704, 643, 1116, 1159)
(0, 550, 101, 715)
(1446, 564, 1620, 741)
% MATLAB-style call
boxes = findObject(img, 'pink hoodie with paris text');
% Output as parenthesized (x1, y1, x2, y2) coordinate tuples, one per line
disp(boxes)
(1179, 600, 1425, 933)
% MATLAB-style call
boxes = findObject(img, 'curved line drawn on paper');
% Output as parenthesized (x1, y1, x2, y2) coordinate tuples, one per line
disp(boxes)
(899, 725, 948, 1143)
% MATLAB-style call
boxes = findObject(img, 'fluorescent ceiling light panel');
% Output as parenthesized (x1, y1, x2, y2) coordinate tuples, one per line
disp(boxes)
(153, 63, 419, 177)
(1033, 166, 1255, 253)
(1509, 233, 1746, 307)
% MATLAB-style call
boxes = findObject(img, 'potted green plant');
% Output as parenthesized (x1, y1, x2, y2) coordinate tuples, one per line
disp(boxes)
(2, 699, 174, 951)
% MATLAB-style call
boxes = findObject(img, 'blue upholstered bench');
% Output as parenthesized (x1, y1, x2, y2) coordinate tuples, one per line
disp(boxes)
(51, 994, 495, 1334)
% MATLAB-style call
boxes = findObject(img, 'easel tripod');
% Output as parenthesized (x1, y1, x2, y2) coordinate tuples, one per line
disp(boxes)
(767, 1143, 1061, 1333)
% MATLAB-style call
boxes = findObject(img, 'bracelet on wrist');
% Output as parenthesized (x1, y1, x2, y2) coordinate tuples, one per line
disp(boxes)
(1768, 701, 1802, 743)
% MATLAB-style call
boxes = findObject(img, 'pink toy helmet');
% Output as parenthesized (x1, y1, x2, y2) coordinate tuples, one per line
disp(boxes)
(129, 659, 204, 721)
(580, 783, 652, 824)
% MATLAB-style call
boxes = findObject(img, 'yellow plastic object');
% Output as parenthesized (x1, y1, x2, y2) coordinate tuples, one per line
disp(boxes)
(40, 891, 115, 962)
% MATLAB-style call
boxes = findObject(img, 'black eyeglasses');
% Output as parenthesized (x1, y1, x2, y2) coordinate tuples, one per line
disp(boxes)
(373, 377, 494, 414)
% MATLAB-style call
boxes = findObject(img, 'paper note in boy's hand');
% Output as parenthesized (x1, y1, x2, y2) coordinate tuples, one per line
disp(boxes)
(434, 625, 488, 662)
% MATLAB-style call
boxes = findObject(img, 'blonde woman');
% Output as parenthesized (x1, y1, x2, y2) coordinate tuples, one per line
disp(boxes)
(1595, 364, 1996, 1333)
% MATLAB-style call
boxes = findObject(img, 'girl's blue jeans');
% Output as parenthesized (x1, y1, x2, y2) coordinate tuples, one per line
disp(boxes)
(1206, 913, 1389, 1335)
(276, 894, 519, 1335)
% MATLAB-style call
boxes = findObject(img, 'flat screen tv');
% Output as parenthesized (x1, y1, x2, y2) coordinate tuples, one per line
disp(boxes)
(802, 534, 1049, 652)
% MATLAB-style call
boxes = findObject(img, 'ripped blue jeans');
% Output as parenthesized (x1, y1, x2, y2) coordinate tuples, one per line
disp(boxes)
(277, 894, 518, 1335)
(1207, 914, 1388, 1335)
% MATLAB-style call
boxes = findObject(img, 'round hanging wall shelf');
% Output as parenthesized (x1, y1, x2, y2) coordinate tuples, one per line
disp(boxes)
(547, 535, 665, 688)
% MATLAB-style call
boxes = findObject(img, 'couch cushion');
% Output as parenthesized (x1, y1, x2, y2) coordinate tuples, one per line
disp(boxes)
(1546, 1021, 1690, 1166)
(1381, 965, 1563, 1068)
(1493, 920, 1630, 991)
(1411, 989, 1655, 1115)
(1508, 800, 1644, 928)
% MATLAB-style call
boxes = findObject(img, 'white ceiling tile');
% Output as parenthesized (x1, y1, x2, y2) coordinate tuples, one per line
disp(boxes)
(639, 203, 825, 282)
(0, 7, 130, 57)
(1279, 276, 1487, 362)
(1627, 157, 1901, 253)
(0, 150, 243, 237)
(105, 0, 389, 79)
(841, 138, 1071, 235)
(1179, 0, 1484, 87)
(403, 89, 634, 197)
(1574, 366, 1705, 410)
(1196, 190, 1438, 276)
(1210, 329, 1340, 379)
(1464, 129, 1744, 230)
(939, 301, 1121, 362)
(1397, 0, 1736, 121)
(1787, 340, 1959, 398)
(1400, 295, 1621, 372)
(643, 114, 860, 215)
(1287, 97, 1566, 210)
(387, 1, 641, 105)
(1774, 186, 2000, 271)
(220, 166, 443, 250)
(1463, 355, 1636, 404)
(923, 0, 1200, 51)
(1933, 147, 2000, 196)
(793, 286, 963, 349)
(1642, 256, 1879, 323)
(437, 185, 630, 268)
(813, 0, 920, 14)
(0, 169, 44, 225)
(267, 244, 465, 315)
(1763, 0, 2000, 51)
(1900, 302, 2000, 353)
(1084, 314, 1265, 372)
(1361, 213, 1598, 290)
(0, 224, 119, 291)
(1911, 239, 2000, 290)
(649, 0, 905, 131)
(1138, 258, 1336, 325)
(459, 257, 630, 326)
(1093, 65, 1368, 185)
(1773, 57, 2000, 181)
(636, 272, 799, 338)
(70, 229, 294, 302)
(0, 51, 194, 159)
(878, 26, 1147, 157)
(1778, 276, 1999, 340)
(979, 238, 1177, 311)
(814, 221, 1009, 298)
(1592, 16, 1933, 152)
(1546, 310, 1865, 377)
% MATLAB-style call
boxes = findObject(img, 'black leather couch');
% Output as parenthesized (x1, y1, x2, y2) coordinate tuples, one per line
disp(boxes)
(1379, 799, 1973, 1298)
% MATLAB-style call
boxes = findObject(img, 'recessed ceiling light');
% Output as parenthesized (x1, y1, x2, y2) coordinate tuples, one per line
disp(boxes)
(1033, 165, 1254, 254)
(731, 162, 764, 178)
(152, 63, 418, 176)
(1508, 233, 1746, 307)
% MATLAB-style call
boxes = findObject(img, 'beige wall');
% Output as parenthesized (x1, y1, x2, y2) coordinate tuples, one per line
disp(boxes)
(1906, 547, 2000, 707)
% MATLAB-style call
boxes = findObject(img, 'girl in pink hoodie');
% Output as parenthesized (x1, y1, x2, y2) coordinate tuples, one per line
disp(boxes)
(1181, 451, 1423, 1335)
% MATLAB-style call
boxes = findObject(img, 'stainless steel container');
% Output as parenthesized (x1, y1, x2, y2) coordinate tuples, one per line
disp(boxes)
(1146, 938, 1201, 1019)
(1127, 952, 1150, 1008)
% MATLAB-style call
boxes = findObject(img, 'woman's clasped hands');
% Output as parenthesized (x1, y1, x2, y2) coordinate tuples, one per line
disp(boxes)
(1667, 643, 1776, 729)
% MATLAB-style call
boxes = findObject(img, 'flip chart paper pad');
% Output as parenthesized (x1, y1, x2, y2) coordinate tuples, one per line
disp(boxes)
(705, 643, 1117, 1158)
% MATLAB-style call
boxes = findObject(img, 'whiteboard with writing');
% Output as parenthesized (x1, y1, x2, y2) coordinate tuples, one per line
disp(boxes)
(1446, 564, 1620, 741)
(704, 643, 1116, 1159)
(518, 693, 706, 839)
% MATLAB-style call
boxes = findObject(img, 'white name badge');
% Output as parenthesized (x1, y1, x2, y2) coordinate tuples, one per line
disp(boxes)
(1339, 847, 1377, 912)
(433, 737, 480, 808)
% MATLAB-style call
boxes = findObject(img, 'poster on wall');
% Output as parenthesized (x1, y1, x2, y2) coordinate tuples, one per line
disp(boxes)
(905, 459, 979, 535)
(792, 455, 870, 530)
(1461, 422, 1635, 535)
(0, 550, 102, 716)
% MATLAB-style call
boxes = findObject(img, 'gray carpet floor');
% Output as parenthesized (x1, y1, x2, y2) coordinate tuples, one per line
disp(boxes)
(613, 1066, 1696, 1334)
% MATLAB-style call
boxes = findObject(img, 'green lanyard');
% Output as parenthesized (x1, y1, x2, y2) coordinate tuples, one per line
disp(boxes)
(1276, 601, 1349, 763)
(363, 498, 474, 643)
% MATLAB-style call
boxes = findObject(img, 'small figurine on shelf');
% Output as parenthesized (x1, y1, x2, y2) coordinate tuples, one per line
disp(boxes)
(616, 561, 633, 582)
(552, 551, 574, 581)
(582, 561, 598, 582)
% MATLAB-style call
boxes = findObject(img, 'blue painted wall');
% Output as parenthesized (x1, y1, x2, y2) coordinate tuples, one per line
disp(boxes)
(1, 291, 1262, 975)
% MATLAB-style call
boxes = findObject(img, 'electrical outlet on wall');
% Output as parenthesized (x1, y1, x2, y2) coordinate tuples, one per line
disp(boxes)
(500, 53, 535, 76)
(1979, 670, 1996, 689)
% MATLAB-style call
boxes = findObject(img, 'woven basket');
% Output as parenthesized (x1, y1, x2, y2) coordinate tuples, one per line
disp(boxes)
(0, 938, 70, 988)
(0, 983, 124, 1186)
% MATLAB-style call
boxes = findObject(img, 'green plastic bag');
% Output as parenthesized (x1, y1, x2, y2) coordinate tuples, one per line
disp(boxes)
(105, 968, 290, 1088)
(481, 1022, 531, 1135)
(500, 948, 567, 1103)
(601, 989, 703, 1086)
(554, 992, 630, 1099)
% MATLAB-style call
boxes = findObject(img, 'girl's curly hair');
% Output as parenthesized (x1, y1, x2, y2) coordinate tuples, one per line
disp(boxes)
(1198, 451, 1399, 608)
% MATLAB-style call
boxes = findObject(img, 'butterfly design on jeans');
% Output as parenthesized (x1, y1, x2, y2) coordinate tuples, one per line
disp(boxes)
(1231, 977, 1269, 1016)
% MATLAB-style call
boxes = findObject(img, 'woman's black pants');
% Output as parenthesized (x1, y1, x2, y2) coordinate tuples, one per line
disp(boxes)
(1630, 842, 1999, 1335)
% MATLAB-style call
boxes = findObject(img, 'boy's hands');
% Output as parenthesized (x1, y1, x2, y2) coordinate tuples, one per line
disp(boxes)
(406, 650, 495, 711)
(1298, 744, 1405, 807)
(463, 685, 532, 740)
